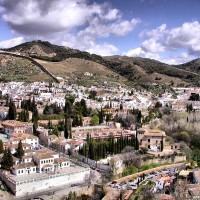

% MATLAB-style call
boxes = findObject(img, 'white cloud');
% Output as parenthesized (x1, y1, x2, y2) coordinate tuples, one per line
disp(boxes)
(125, 21, 200, 64)
(126, 47, 160, 60)
(0, 37, 25, 48)
(86, 43, 118, 56)
(0, 0, 101, 35)
(0, 0, 140, 56)
(62, 31, 119, 56)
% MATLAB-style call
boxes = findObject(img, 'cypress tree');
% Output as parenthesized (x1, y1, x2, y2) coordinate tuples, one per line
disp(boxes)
(135, 127, 139, 150)
(160, 135, 164, 152)
(80, 99, 88, 117)
(64, 99, 72, 139)
(16, 140, 24, 161)
(0, 139, 4, 154)
(120, 102, 123, 110)
(88, 141, 95, 160)
(136, 110, 142, 125)
(8, 99, 16, 120)
(98, 107, 104, 124)
(79, 114, 83, 126)
(32, 101, 39, 135)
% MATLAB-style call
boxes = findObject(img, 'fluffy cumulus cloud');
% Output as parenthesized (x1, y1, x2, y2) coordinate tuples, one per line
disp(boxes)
(126, 21, 200, 64)
(0, 0, 140, 55)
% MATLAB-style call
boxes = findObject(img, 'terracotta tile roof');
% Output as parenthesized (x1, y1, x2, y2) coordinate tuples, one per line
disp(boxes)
(2, 120, 31, 128)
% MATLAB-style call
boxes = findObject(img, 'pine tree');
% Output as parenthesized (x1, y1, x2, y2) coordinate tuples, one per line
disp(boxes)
(16, 140, 24, 161)
(0, 139, 4, 154)
(1, 148, 13, 170)
(8, 99, 16, 120)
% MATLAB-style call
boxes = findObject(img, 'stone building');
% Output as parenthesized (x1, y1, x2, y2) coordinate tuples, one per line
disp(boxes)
(137, 128, 166, 152)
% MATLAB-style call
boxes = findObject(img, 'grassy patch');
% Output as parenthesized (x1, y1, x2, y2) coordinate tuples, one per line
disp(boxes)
(39, 113, 65, 120)
(122, 163, 162, 177)
(131, 180, 155, 200)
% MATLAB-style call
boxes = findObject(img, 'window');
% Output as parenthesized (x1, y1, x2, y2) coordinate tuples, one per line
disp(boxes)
(148, 145, 150, 149)
(148, 139, 150, 142)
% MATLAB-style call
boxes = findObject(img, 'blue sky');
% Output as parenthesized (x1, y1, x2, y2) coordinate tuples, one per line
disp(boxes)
(0, 0, 200, 64)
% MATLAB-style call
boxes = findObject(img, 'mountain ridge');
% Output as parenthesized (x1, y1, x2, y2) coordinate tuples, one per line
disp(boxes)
(1, 40, 200, 86)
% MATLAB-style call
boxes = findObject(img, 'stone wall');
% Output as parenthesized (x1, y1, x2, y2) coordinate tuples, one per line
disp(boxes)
(141, 155, 187, 166)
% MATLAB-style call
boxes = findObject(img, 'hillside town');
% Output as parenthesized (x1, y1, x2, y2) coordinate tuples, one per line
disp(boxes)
(0, 80, 199, 199)
(0, 0, 200, 199)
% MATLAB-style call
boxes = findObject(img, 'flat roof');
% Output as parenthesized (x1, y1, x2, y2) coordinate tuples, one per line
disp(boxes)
(6, 164, 89, 183)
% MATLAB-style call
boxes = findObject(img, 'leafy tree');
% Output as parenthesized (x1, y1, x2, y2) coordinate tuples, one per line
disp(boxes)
(155, 101, 162, 109)
(90, 114, 99, 126)
(43, 103, 62, 115)
(88, 90, 97, 100)
(57, 120, 65, 131)
(137, 184, 155, 200)
(175, 131, 191, 144)
(16, 140, 24, 160)
(8, 99, 16, 120)
(1, 148, 13, 170)
(0, 139, 4, 154)
(52, 127, 60, 136)
(66, 95, 75, 105)
(66, 191, 77, 200)
(189, 93, 200, 101)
